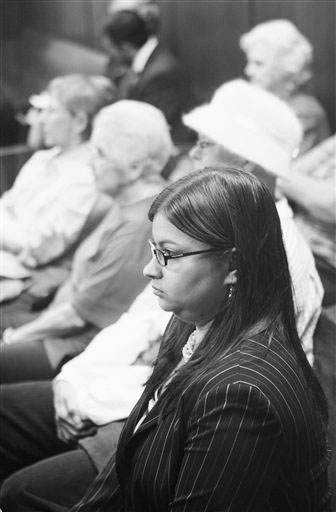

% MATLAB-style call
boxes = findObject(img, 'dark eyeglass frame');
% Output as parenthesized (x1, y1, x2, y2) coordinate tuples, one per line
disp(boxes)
(148, 239, 229, 267)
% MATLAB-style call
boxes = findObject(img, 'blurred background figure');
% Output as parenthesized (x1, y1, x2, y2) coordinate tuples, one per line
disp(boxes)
(240, 19, 331, 155)
(1, 74, 116, 272)
(103, 0, 160, 85)
(102, 5, 189, 145)
(107, 0, 160, 35)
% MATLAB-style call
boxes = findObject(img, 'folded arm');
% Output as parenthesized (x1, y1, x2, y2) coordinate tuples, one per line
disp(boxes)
(278, 173, 335, 224)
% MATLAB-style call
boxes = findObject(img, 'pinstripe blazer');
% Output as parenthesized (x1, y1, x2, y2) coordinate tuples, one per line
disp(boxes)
(73, 334, 331, 512)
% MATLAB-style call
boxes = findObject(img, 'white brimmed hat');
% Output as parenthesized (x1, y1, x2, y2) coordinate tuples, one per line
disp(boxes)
(183, 79, 302, 176)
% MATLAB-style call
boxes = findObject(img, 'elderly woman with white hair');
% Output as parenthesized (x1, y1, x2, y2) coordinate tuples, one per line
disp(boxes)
(0, 74, 116, 270)
(1, 100, 173, 384)
(240, 19, 330, 154)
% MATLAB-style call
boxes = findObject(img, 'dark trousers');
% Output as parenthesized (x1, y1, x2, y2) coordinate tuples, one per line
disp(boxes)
(0, 382, 97, 511)
(0, 339, 54, 384)
(0, 450, 96, 512)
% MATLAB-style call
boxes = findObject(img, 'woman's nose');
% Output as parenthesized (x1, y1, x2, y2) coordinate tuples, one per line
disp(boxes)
(143, 255, 162, 279)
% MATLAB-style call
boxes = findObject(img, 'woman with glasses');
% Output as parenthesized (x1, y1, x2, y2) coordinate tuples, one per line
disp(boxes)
(67, 166, 331, 512)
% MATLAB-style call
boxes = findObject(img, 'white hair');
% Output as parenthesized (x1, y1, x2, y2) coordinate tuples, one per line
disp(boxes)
(47, 74, 117, 139)
(93, 100, 174, 176)
(240, 19, 313, 86)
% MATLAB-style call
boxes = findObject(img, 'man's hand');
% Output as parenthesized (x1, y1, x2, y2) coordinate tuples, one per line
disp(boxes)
(53, 380, 97, 444)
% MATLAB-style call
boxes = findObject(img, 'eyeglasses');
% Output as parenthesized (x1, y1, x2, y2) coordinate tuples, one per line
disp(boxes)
(148, 240, 226, 267)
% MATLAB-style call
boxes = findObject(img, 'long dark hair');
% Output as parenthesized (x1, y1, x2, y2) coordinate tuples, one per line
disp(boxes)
(145, 167, 327, 421)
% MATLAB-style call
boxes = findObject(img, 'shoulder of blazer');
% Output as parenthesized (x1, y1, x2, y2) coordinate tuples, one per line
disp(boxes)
(180, 336, 299, 404)
(141, 44, 181, 79)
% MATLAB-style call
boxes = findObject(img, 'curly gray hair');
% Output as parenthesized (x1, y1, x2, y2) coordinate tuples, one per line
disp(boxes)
(240, 19, 313, 87)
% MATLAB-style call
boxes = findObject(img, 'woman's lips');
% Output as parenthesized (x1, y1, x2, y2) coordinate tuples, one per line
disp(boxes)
(152, 286, 163, 296)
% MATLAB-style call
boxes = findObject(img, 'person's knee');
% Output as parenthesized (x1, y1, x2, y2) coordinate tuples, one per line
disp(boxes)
(0, 449, 97, 511)
(0, 468, 30, 511)
(0, 382, 56, 482)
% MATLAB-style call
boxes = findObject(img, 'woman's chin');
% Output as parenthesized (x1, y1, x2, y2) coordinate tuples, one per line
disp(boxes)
(157, 297, 174, 313)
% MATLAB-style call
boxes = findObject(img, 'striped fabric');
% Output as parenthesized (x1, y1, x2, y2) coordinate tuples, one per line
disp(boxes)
(72, 335, 331, 512)
(276, 198, 323, 364)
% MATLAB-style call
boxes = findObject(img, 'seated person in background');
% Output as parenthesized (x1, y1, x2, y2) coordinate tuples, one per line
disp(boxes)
(278, 135, 336, 306)
(0, 74, 116, 269)
(0, 284, 171, 508)
(107, 0, 160, 33)
(0, 100, 173, 384)
(102, 9, 188, 144)
(7, 168, 330, 511)
(183, 79, 324, 364)
(104, 0, 160, 85)
(240, 19, 331, 155)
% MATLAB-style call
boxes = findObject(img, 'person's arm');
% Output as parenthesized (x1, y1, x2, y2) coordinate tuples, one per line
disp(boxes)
(3, 301, 86, 344)
(1, 151, 97, 266)
(54, 287, 171, 425)
(18, 178, 97, 268)
(171, 382, 284, 511)
(278, 173, 335, 224)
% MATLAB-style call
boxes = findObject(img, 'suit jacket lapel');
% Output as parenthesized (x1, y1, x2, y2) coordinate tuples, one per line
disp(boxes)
(134, 44, 162, 90)
(117, 388, 176, 464)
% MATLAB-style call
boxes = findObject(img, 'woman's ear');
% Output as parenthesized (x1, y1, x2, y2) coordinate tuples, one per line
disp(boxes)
(228, 247, 237, 272)
(224, 269, 237, 286)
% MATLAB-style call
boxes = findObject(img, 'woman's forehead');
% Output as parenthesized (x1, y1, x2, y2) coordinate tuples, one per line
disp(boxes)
(152, 213, 208, 249)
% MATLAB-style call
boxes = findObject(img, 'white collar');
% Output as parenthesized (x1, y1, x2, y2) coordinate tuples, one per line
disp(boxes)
(132, 37, 159, 74)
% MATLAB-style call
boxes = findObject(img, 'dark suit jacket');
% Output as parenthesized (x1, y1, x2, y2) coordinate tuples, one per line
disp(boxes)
(118, 44, 189, 143)
(72, 334, 331, 512)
